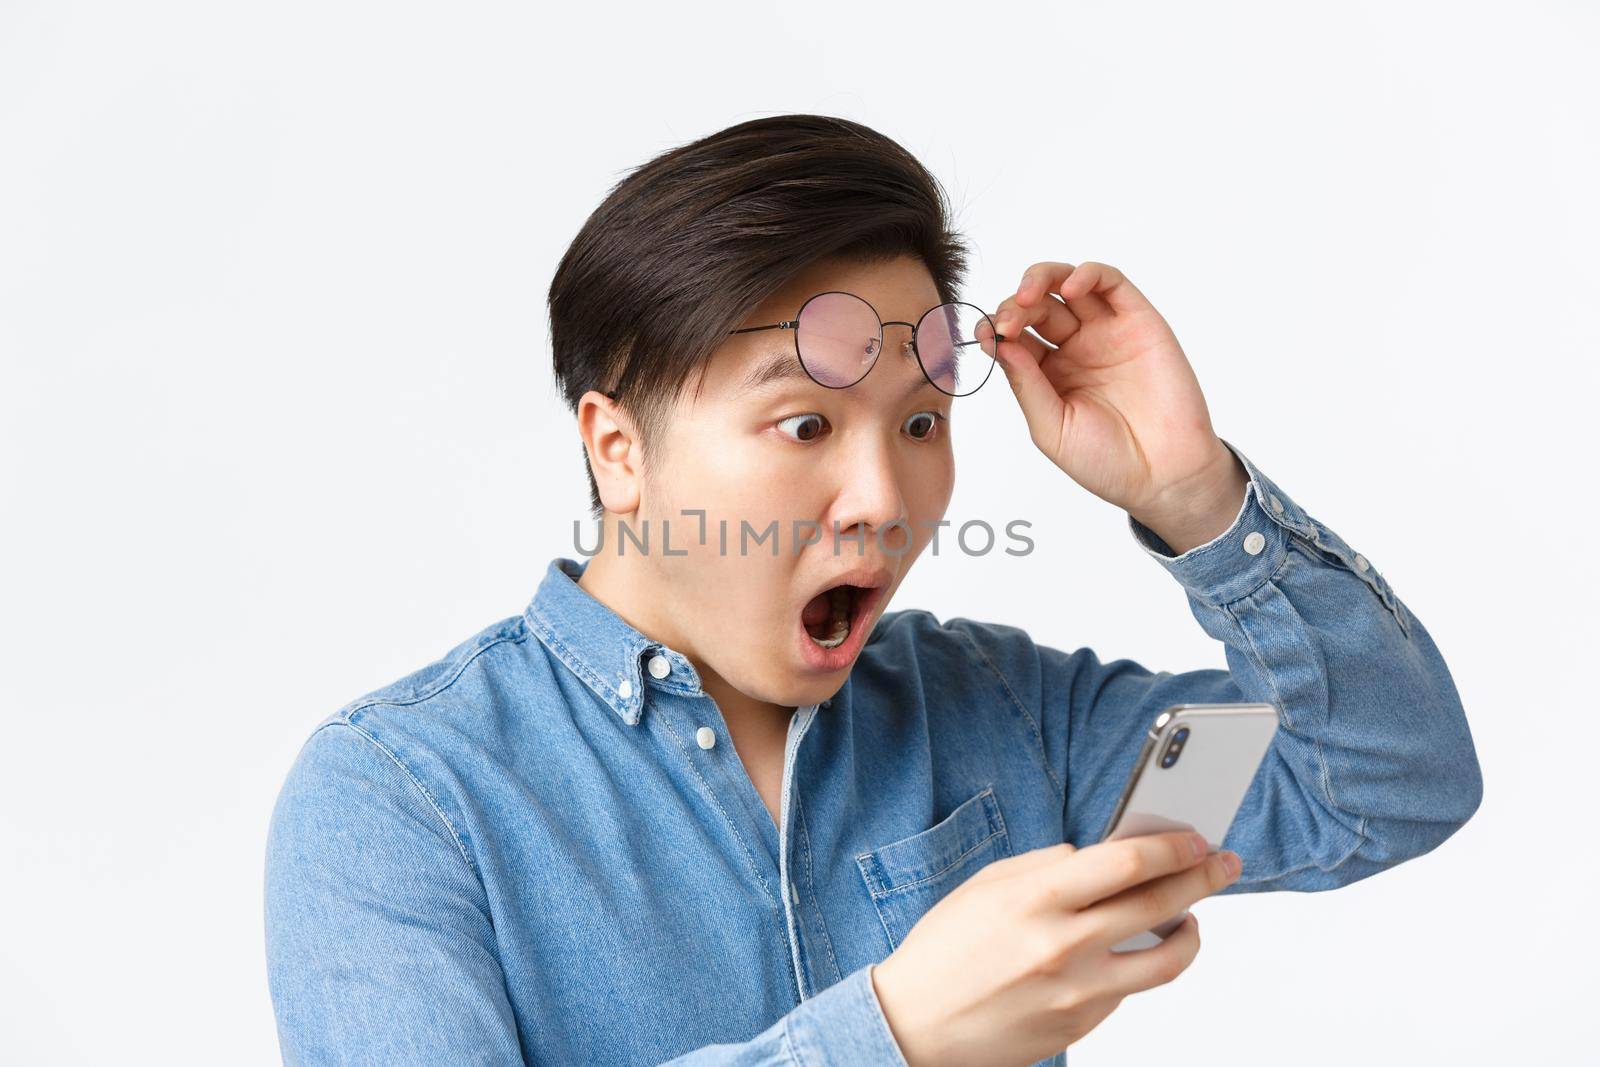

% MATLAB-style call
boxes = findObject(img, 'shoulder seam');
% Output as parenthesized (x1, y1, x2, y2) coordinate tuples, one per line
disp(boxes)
(339, 618, 528, 719)
(314, 720, 486, 885)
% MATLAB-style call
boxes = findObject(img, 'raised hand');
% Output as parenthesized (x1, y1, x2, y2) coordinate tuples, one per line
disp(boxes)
(990, 261, 1247, 555)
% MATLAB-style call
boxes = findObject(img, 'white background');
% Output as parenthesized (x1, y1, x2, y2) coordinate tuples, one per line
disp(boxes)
(2, 2, 1594, 1063)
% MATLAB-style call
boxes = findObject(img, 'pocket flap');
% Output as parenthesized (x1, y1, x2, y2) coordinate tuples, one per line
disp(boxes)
(856, 785, 1007, 899)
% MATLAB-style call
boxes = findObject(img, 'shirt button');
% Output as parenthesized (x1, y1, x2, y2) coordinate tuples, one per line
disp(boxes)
(1354, 554, 1370, 572)
(696, 726, 716, 749)
(1243, 531, 1266, 556)
(648, 654, 671, 679)
(617, 679, 633, 699)
(1269, 494, 1284, 515)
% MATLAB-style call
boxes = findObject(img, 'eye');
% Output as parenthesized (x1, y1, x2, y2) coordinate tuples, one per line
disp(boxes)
(903, 410, 946, 441)
(775, 412, 829, 443)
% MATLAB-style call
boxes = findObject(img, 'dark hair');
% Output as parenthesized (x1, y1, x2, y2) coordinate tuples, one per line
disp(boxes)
(547, 113, 972, 517)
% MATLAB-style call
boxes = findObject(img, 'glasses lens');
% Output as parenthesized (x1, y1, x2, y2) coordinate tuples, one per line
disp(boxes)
(796, 292, 882, 388)
(914, 302, 1000, 397)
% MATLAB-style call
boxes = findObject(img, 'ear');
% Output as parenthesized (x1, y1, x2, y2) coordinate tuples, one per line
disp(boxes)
(577, 390, 642, 515)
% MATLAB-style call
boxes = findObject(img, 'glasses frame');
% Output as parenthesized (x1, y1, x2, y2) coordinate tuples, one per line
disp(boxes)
(598, 291, 1008, 401)
(726, 290, 1007, 398)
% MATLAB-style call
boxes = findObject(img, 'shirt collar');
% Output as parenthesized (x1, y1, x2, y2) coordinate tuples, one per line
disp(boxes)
(524, 557, 706, 726)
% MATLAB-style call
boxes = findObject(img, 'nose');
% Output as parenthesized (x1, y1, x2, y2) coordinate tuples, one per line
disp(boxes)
(881, 319, 917, 362)
(827, 429, 912, 557)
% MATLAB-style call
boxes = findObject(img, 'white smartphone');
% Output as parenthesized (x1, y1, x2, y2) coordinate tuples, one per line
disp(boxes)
(1098, 702, 1279, 952)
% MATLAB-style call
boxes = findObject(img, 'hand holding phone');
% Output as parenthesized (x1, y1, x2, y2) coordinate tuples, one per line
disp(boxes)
(868, 702, 1275, 1065)
(872, 828, 1241, 1067)
(1098, 702, 1279, 952)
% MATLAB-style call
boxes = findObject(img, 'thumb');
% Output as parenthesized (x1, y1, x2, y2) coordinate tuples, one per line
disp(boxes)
(996, 340, 1067, 455)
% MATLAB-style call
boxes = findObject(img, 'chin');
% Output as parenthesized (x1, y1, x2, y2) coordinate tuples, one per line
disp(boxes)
(738, 655, 837, 709)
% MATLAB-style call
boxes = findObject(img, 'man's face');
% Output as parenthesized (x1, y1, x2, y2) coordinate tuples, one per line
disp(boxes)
(636, 253, 955, 708)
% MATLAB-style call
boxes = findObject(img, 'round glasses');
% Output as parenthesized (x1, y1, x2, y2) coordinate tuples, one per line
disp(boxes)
(729, 291, 1007, 397)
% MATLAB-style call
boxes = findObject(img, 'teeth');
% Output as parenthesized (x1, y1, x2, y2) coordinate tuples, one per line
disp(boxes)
(813, 621, 849, 648)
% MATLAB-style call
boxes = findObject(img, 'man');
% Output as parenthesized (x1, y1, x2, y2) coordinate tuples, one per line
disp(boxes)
(264, 114, 1481, 1066)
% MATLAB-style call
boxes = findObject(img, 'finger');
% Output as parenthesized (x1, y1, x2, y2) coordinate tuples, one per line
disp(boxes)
(1015, 260, 1111, 323)
(1099, 912, 1201, 994)
(998, 330, 1070, 396)
(995, 333, 1067, 454)
(976, 841, 1077, 883)
(994, 292, 1080, 349)
(999, 325, 1052, 365)
(1083, 850, 1240, 949)
(1014, 261, 1076, 309)
(1042, 831, 1211, 912)
(1058, 261, 1153, 317)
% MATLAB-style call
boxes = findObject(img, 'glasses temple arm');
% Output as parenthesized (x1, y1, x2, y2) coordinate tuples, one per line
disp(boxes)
(728, 321, 798, 335)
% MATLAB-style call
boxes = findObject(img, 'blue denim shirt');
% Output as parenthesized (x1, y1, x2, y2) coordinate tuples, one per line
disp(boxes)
(263, 439, 1482, 1066)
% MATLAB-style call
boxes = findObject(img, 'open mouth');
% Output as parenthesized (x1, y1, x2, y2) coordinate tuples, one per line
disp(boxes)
(796, 571, 888, 670)
(803, 584, 861, 649)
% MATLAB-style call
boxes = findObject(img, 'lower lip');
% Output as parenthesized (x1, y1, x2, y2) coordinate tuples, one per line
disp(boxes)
(795, 584, 884, 673)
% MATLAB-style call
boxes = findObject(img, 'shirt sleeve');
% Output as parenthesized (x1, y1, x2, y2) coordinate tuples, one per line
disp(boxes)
(946, 436, 1483, 893)
(265, 721, 911, 1067)
(264, 721, 526, 1066)
(654, 963, 909, 1066)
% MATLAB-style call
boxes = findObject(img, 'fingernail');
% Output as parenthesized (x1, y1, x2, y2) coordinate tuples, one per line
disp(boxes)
(1222, 851, 1242, 878)
(1189, 833, 1207, 859)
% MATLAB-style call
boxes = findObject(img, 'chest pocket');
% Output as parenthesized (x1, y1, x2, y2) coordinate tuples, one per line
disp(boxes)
(855, 785, 1013, 951)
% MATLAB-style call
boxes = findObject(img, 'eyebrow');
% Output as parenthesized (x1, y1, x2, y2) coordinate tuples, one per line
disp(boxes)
(741, 349, 814, 392)
(740, 348, 947, 404)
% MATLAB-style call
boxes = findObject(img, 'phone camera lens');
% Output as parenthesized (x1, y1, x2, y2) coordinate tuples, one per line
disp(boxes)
(1160, 726, 1190, 769)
